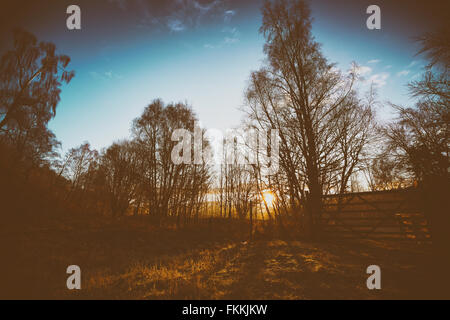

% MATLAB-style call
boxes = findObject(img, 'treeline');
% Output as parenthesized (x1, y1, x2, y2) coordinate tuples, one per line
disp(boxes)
(0, 1, 448, 239)
(1, 99, 211, 224)
(0, 30, 211, 223)
(55, 100, 211, 222)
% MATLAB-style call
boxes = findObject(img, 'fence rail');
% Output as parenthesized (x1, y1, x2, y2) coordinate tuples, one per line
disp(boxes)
(320, 189, 431, 241)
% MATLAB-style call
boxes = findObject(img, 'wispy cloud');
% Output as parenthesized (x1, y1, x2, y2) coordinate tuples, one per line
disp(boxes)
(396, 70, 410, 76)
(224, 37, 239, 44)
(411, 72, 422, 80)
(126, 0, 225, 32)
(203, 35, 239, 48)
(355, 65, 372, 76)
(167, 18, 185, 32)
(224, 10, 235, 23)
(367, 59, 380, 64)
(406, 60, 419, 68)
(222, 26, 239, 38)
(90, 70, 122, 80)
(366, 72, 390, 88)
(204, 26, 240, 49)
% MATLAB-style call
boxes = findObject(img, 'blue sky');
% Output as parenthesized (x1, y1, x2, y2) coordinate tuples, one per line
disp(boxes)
(1, 0, 447, 154)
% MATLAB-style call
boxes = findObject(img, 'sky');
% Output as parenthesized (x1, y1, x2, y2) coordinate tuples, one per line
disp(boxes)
(0, 0, 448, 154)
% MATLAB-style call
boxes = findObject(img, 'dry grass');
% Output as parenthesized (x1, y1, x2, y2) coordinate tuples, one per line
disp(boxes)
(0, 215, 438, 299)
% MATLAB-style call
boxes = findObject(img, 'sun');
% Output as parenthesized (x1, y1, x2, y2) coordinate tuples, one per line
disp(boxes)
(261, 190, 275, 206)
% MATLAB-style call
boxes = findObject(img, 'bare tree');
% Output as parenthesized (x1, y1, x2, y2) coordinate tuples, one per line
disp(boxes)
(383, 31, 448, 182)
(131, 99, 211, 224)
(101, 140, 140, 217)
(332, 91, 376, 194)
(244, 0, 373, 237)
(62, 143, 99, 194)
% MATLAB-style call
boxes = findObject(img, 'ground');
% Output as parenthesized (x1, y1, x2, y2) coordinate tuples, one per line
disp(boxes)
(0, 216, 437, 299)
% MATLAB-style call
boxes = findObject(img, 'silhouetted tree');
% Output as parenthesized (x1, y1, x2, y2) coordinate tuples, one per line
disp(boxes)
(383, 31, 448, 182)
(244, 0, 373, 237)
(333, 91, 375, 194)
(101, 140, 140, 216)
(0, 28, 74, 132)
(363, 157, 408, 191)
(0, 29, 74, 176)
(131, 99, 211, 223)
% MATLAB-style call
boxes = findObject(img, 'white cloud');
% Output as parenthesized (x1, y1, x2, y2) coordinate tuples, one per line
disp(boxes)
(356, 65, 372, 76)
(193, 0, 221, 12)
(205, 26, 240, 49)
(367, 72, 390, 88)
(132, 0, 224, 31)
(411, 72, 422, 80)
(330, 66, 340, 73)
(90, 70, 122, 80)
(224, 37, 239, 44)
(224, 10, 235, 22)
(222, 26, 239, 35)
(204, 33, 240, 49)
(407, 60, 419, 68)
(368, 59, 380, 64)
(222, 26, 239, 42)
(167, 18, 185, 32)
(396, 70, 410, 76)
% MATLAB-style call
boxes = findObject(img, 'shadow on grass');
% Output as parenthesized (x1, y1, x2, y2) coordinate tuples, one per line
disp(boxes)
(0, 216, 437, 299)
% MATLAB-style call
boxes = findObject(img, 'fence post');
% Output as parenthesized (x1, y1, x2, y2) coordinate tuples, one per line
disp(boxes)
(249, 200, 253, 241)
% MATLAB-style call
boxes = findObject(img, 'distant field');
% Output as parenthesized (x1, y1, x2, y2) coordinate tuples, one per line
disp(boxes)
(0, 216, 438, 299)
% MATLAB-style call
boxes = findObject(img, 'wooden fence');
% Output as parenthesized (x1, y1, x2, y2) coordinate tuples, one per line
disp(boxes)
(320, 189, 431, 241)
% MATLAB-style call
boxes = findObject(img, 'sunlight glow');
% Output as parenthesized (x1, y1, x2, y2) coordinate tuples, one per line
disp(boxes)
(261, 190, 275, 207)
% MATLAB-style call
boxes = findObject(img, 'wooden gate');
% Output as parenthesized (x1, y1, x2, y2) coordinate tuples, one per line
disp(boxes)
(320, 189, 431, 241)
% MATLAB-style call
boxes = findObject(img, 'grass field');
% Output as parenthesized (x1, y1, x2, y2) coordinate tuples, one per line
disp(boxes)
(0, 215, 438, 299)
